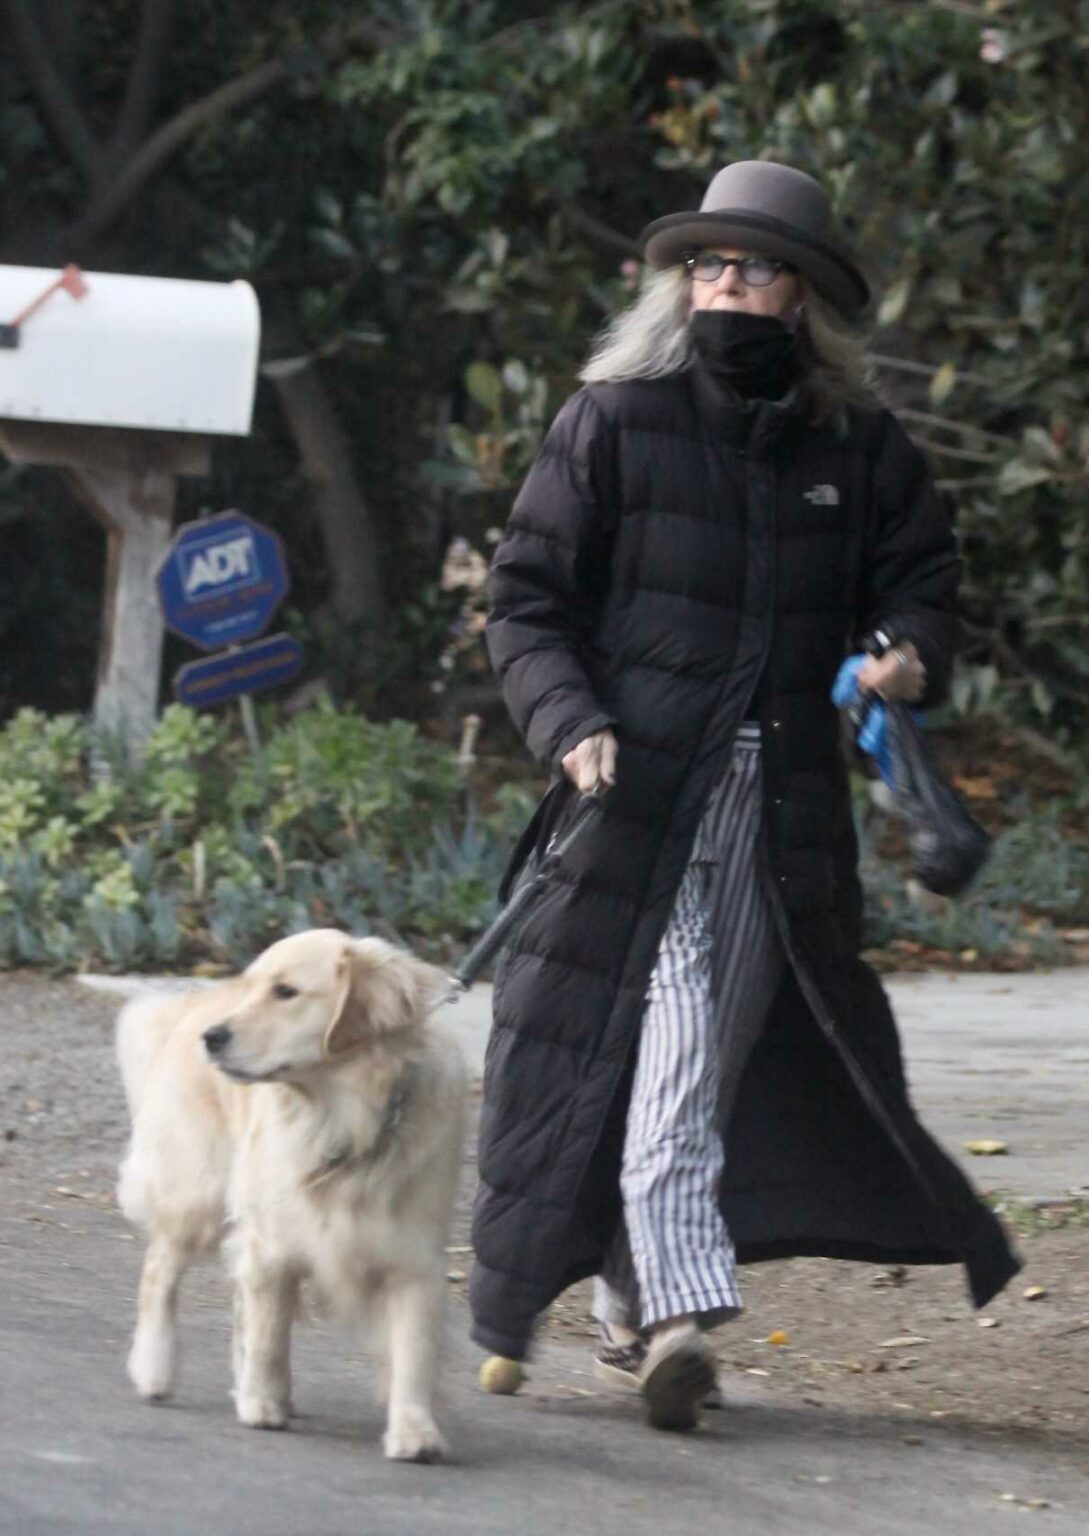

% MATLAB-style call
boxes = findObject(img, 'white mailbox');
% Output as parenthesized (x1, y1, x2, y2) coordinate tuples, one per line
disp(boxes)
(0, 265, 260, 435)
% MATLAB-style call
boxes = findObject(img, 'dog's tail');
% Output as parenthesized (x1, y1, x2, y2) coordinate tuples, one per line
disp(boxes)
(116, 994, 178, 1118)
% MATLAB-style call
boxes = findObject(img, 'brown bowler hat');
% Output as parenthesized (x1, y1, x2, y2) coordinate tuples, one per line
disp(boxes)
(640, 160, 869, 319)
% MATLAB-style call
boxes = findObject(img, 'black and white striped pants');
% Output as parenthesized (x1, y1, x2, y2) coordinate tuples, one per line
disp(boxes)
(593, 723, 785, 1331)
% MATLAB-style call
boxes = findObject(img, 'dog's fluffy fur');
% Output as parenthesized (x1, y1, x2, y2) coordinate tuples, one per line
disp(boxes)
(116, 930, 466, 1462)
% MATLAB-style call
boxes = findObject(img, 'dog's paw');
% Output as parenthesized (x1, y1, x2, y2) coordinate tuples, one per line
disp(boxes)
(235, 1392, 290, 1430)
(383, 1411, 448, 1464)
(127, 1335, 175, 1401)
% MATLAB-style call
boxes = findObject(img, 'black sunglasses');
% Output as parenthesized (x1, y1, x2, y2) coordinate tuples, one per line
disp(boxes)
(683, 252, 794, 286)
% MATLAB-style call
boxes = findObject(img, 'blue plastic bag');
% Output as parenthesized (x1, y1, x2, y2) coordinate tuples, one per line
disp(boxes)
(832, 655, 894, 783)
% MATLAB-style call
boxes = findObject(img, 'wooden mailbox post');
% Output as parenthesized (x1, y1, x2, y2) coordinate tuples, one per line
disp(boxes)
(0, 265, 260, 752)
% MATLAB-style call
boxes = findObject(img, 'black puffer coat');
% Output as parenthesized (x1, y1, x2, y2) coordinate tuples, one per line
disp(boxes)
(470, 364, 1019, 1361)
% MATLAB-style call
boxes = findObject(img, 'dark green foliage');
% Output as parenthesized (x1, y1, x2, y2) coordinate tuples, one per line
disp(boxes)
(1, 2, 1086, 733)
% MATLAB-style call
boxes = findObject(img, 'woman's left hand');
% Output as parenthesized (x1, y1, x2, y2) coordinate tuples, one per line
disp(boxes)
(856, 641, 926, 702)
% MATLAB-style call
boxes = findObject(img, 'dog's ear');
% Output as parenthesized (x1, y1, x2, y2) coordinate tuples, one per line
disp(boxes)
(322, 939, 447, 1056)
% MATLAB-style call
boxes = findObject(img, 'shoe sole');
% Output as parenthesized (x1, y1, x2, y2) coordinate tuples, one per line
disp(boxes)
(641, 1341, 717, 1432)
(594, 1354, 726, 1408)
(593, 1356, 643, 1391)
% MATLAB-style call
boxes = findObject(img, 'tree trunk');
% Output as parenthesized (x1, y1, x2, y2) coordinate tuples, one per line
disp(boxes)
(267, 356, 386, 633)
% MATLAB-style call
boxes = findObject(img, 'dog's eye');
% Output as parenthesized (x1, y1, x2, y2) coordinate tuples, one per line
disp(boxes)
(272, 983, 299, 1001)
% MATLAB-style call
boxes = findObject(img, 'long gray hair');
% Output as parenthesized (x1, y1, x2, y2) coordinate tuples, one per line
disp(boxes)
(580, 266, 876, 423)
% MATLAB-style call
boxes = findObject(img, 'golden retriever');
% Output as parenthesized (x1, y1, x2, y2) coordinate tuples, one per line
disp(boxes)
(116, 930, 466, 1462)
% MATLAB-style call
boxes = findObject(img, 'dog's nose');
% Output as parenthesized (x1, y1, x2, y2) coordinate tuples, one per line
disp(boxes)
(203, 1024, 232, 1056)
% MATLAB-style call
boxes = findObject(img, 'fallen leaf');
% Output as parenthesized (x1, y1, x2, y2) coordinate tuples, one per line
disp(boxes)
(952, 774, 999, 799)
(877, 1334, 930, 1349)
(767, 1329, 790, 1346)
(964, 1139, 1009, 1156)
(1023, 1285, 1048, 1301)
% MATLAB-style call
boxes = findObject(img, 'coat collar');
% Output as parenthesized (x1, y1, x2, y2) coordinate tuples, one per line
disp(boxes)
(685, 359, 809, 458)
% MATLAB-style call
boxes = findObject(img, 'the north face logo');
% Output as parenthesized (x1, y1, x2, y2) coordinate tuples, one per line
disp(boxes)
(803, 484, 841, 506)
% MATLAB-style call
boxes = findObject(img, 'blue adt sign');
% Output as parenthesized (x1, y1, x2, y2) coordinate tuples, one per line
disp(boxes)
(173, 633, 304, 709)
(157, 510, 288, 652)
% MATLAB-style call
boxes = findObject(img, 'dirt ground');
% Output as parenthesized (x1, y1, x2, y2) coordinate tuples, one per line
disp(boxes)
(2, 974, 1087, 1456)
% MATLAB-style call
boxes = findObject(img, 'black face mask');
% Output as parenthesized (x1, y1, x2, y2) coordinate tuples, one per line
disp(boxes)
(689, 309, 799, 401)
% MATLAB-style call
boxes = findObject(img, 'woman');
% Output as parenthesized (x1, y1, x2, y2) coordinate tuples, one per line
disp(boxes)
(471, 161, 1019, 1431)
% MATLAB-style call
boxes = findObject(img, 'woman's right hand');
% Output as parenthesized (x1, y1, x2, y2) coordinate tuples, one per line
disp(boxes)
(561, 728, 618, 796)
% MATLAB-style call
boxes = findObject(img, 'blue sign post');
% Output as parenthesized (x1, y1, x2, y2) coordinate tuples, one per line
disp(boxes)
(156, 511, 302, 730)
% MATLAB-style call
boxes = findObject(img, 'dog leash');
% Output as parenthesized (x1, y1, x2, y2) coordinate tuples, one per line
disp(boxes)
(445, 792, 604, 998)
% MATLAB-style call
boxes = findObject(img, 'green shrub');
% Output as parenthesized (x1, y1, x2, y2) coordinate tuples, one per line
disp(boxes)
(0, 704, 534, 973)
(4, 700, 1082, 975)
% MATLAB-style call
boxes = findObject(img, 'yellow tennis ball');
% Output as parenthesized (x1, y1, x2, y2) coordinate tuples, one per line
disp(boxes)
(479, 1355, 524, 1395)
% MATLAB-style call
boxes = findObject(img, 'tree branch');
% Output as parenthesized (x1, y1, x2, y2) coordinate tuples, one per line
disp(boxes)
(69, 17, 408, 250)
(867, 351, 992, 388)
(895, 407, 1015, 448)
(935, 476, 1001, 491)
(960, 618, 1089, 709)
(70, 56, 290, 248)
(555, 199, 640, 260)
(37, 0, 79, 85)
(904, 435, 1001, 465)
(1, 0, 103, 180)
(111, 0, 176, 155)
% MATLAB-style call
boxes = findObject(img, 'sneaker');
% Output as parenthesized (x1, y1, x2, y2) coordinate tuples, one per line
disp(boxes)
(593, 1323, 726, 1408)
(640, 1323, 717, 1432)
(592, 1321, 647, 1390)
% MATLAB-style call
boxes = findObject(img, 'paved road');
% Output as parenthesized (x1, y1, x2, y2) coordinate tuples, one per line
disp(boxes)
(886, 968, 1089, 1202)
(2, 966, 1084, 1534)
(4, 1205, 1087, 1536)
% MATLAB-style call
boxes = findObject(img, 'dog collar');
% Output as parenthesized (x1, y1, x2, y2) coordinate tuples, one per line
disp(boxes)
(302, 1065, 417, 1190)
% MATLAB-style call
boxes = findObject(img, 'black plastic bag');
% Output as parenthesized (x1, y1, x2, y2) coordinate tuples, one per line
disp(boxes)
(883, 701, 992, 896)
